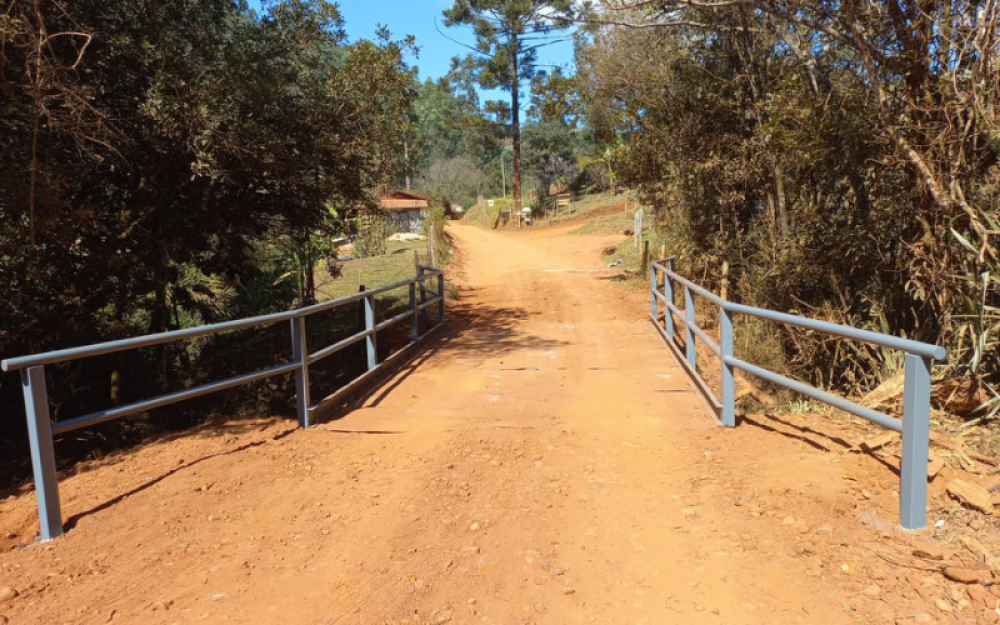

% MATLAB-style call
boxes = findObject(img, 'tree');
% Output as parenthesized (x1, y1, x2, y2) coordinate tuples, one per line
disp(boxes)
(0, 0, 417, 442)
(419, 156, 487, 209)
(520, 69, 584, 203)
(443, 0, 575, 219)
(576, 1, 1000, 400)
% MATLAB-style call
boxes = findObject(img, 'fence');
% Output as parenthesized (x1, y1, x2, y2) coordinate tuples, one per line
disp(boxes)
(2, 266, 446, 542)
(650, 259, 947, 529)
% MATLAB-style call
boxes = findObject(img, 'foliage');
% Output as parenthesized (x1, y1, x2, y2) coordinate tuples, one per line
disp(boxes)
(0, 0, 415, 448)
(578, 2, 1000, 408)
(418, 156, 487, 209)
(443, 0, 576, 217)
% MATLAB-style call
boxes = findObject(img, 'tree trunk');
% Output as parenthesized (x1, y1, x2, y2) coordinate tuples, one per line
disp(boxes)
(303, 246, 316, 305)
(511, 34, 522, 216)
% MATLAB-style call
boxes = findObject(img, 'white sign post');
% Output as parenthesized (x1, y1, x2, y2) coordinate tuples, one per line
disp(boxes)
(634, 208, 643, 248)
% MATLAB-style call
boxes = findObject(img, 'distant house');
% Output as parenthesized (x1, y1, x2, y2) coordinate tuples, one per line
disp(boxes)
(380, 190, 430, 234)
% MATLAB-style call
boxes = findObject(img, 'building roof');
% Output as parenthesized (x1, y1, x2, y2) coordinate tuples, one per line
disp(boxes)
(380, 190, 430, 211)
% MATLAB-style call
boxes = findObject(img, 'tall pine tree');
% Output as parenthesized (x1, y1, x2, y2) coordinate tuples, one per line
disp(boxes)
(443, 0, 573, 218)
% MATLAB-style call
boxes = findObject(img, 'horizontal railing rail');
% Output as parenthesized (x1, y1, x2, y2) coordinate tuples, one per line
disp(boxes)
(3, 266, 447, 542)
(650, 258, 946, 530)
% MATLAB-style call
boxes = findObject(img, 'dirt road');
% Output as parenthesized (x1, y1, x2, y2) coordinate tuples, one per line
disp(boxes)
(0, 223, 965, 624)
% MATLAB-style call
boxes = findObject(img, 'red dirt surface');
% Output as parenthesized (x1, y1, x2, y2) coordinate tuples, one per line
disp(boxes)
(1, 222, 998, 624)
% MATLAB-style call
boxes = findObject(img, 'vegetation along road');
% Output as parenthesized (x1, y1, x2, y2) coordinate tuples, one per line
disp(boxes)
(2, 221, 980, 624)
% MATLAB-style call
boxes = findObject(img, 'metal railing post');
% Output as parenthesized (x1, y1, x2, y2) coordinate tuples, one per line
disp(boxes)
(290, 317, 311, 428)
(720, 308, 736, 427)
(664, 259, 675, 339)
(900, 353, 932, 529)
(22, 365, 63, 540)
(419, 268, 429, 330)
(364, 295, 377, 370)
(438, 272, 446, 324)
(409, 282, 418, 342)
(650, 265, 659, 322)
(684, 286, 697, 369)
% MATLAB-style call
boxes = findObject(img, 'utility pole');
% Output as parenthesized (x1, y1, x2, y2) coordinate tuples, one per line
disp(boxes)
(500, 151, 506, 197)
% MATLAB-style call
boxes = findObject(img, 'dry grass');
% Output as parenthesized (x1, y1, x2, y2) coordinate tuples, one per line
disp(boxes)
(315, 239, 430, 301)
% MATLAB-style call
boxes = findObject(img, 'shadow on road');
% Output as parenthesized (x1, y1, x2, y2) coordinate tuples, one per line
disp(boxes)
(64, 427, 297, 531)
(742, 413, 902, 477)
(431, 301, 569, 365)
(57, 297, 567, 531)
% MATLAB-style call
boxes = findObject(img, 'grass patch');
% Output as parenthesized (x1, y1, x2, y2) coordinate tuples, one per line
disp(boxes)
(601, 227, 659, 271)
(571, 210, 635, 235)
(462, 198, 511, 228)
(536, 193, 631, 229)
(463, 193, 634, 230)
(316, 239, 428, 300)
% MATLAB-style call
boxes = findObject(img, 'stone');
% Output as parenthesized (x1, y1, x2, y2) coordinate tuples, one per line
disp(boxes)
(966, 585, 992, 609)
(942, 567, 989, 585)
(0, 588, 17, 604)
(549, 566, 565, 576)
(927, 455, 945, 480)
(862, 585, 882, 597)
(562, 587, 576, 595)
(469, 522, 480, 531)
(907, 575, 936, 602)
(946, 480, 994, 514)
(912, 545, 947, 561)
(861, 432, 898, 452)
(933, 598, 952, 612)
(432, 609, 452, 623)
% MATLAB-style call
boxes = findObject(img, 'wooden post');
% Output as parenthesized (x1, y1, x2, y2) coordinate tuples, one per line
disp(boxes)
(641, 239, 650, 277)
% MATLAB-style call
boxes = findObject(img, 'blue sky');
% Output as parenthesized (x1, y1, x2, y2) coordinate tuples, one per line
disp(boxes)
(245, 0, 577, 99)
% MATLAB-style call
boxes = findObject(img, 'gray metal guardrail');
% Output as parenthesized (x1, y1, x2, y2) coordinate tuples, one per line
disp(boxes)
(3, 266, 446, 542)
(650, 258, 947, 530)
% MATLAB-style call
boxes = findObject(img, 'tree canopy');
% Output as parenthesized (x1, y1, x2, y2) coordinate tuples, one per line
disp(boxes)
(443, 0, 575, 215)
(577, 0, 1000, 401)
(0, 0, 416, 444)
